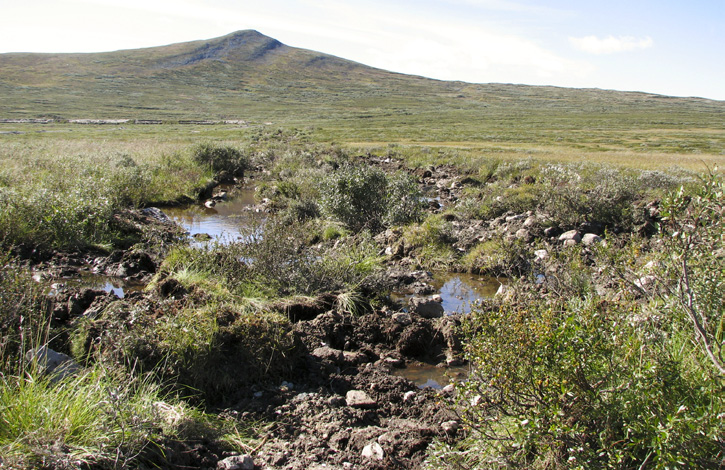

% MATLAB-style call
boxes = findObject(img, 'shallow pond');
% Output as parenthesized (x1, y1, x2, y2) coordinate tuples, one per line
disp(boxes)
(163, 185, 263, 243)
(392, 272, 505, 315)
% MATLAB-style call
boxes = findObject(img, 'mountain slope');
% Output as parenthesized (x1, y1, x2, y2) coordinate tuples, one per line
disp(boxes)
(0, 30, 723, 153)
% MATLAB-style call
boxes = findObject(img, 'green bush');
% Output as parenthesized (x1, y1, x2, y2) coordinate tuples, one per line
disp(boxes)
(433, 295, 723, 469)
(192, 143, 249, 177)
(660, 170, 725, 375)
(320, 165, 423, 232)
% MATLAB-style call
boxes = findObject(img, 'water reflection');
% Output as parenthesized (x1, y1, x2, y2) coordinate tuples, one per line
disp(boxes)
(392, 272, 505, 315)
(163, 186, 263, 243)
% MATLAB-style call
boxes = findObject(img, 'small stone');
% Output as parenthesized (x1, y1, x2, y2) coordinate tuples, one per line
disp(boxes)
(635, 275, 657, 290)
(312, 346, 344, 363)
(346, 390, 377, 409)
(534, 249, 549, 261)
(563, 239, 578, 247)
(384, 356, 404, 368)
(392, 312, 413, 325)
(409, 296, 444, 318)
(328, 395, 346, 407)
(362, 442, 385, 461)
(25, 346, 81, 380)
(441, 420, 460, 434)
(559, 230, 581, 243)
(515, 228, 530, 240)
(581, 233, 603, 246)
(217, 454, 254, 470)
(441, 384, 456, 395)
(403, 390, 416, 402)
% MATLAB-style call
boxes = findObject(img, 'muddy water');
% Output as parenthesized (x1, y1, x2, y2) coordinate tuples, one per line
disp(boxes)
(163, 185, 263, 243)
(393, 362, 469, 389)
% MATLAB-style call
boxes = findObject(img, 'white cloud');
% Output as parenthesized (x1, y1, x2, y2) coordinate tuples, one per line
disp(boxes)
(569, 35, 654, 54)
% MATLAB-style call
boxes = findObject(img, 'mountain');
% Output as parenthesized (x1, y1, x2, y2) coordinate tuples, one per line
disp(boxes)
(0, 30, 723, 143)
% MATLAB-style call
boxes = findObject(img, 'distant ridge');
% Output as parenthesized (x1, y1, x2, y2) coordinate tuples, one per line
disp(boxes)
(0, 30, 722, 124)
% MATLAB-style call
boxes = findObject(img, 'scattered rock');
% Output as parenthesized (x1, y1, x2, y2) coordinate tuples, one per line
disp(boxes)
(345, 390, 377, 409)
(25, 346, 81, 380)
(559, 230, 581, 244)
(193, 233, 213, 241)
(392, 312, 413, 325)
(312, 346, 345, 363)
(409, 297, 444, 318)
(403, 390, 416, 402)
(441, 420, 459, 434)
(534, 249, 549, 261)
(582, 233, 603, 246)
(441, 384, 456, 396)
(217, 454, 254, 470)
(362, 442, 385, 461)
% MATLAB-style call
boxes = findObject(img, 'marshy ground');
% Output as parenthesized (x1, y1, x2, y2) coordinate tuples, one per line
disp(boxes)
(1, 124, 723, 469)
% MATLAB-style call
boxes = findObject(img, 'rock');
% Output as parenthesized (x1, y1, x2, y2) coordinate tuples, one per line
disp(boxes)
(495, 284, 513, 300)
(544, 226, 561, 238)
(441, 420, 460, 434)
(312, 346, 345, 363)
(384, 356, 405, 368)
(343, 351, 369, 365)
(25, 346, 81, 380)
(515, 228, 531, 241)
(409, 296, 444, 318)
(346, 390, 377, 409)
(534, 249, 549, 261)
(217, 454, 254, 470)
(141, 207, 172, 223)
(193, 233, 213, 241)
(563, 239, 578, 247)
(634, 275, 657, 290)
(559, 230, 581, 243)
(403, 390, 416, 402)
(441, 384, 456, 395)
(362, 442, 385, 461)
(581, 233, 603, 246)
(523, 216, 537, 228)
(392, 312, 413, 325)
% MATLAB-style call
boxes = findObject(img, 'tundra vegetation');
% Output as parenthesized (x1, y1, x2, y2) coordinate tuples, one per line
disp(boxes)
(0, 122, 723, 467)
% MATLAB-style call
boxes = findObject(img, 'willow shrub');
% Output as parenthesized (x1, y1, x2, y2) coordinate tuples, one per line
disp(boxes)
(320, 164, 423, 232)
(429, 295, 723, 469)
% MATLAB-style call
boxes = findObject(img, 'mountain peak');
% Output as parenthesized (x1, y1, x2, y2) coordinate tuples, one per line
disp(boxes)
(163, 30, 284, 67)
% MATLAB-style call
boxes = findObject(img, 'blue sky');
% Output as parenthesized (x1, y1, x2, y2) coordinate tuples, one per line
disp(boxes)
(1, 0, 723, 100)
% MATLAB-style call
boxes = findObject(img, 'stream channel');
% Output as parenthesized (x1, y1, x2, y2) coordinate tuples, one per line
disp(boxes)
(64, 184, 504, 388)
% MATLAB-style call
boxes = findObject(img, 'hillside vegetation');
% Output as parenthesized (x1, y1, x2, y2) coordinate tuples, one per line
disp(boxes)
(1, 30, 724, 171)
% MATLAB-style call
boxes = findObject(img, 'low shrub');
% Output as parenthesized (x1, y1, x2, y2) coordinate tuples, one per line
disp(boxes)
(429, 295, 723, 469)
(192, 143, 249, 178)
(320, 165, 423, 232)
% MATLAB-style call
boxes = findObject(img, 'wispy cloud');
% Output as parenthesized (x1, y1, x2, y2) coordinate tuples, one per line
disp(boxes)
(569, 35, 654, 54)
